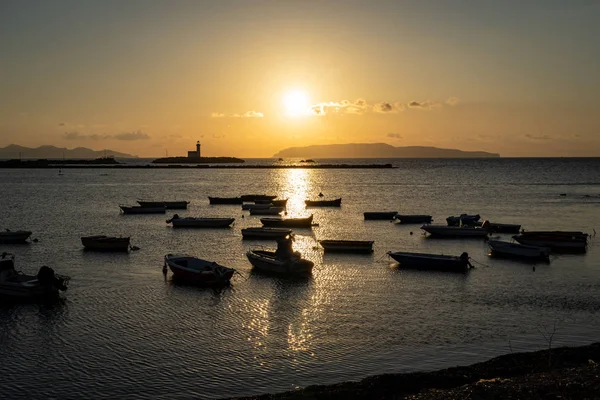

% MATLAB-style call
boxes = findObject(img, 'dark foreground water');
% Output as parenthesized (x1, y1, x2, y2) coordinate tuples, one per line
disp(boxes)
(1, 158, 600, 399)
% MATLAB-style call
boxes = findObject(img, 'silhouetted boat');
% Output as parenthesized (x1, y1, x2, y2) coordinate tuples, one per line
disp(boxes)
(0, 230, 32, 244)
(269, 199, 288, 207)
(446, 214, 481, 226)
(166, 215, 235, 228)
(249, 207, 284, 216)
(421, 224, 489, 238)
(137, 200, 189, 209)
(364, 211, 398, 220)
(395, 214, 433, 224)
(164, 254, 235, 285)
(319, 240, 374, 253)
(488, 240, 550, 261)
(81, 235, 130, 251)
(387, 251, 472, 272)
(247, 250, 314, 275)
(487, 222, 521, 233)
(120, 205, 166, 214)
(305, 198, 342, 207)
(0, 253, 70, 300)
(242, 203, 271, 210)
(512, 231, 588, 253)
(260, 215, 313, 228)
(240, 194, 277, 202)
(241, 227, 292, 240)
(208, 196, 243, 205)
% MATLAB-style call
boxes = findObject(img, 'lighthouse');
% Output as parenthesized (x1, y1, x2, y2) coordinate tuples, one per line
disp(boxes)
(187, 140, 201, 158)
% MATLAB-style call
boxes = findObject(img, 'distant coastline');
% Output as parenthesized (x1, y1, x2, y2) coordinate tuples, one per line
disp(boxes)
(152, 156, 245, 164)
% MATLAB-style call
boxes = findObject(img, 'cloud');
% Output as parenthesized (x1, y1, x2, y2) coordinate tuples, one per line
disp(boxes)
(373, 102, 395, 113)
(407, 100, 443, 110)
(211, 111, 264, 118)
(387, 133, 403, 139)
(58, 122, 66, 126)
(525, 134, 552, 141)
(310, 97, 454, 115)
(62, 130, 150, 141)
(113, 130, 150, 141)
(446, 97, 460, 106)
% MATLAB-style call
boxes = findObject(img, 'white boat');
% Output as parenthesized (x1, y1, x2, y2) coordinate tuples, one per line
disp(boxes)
(166, 215, 235, 228)
(249, 207, 284, 216)
(421, 225, 489, 238)
(0, 230, 32, 243)
(164, 254, 235, 285)
(488, 240, 550, 261)
(241, 227, 292, 239)
(0, 253, 70, 301)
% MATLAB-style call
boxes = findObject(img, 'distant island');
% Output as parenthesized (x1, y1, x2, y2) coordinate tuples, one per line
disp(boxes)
(0, 145, 136, 159)
(0, 157, 121, 167)
(152, 156, 245, 164)
(273, 143, 500, 158)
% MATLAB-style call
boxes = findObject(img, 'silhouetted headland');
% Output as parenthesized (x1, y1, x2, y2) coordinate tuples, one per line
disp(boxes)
(0, 144, 136, 159)
(152, 156, 245, 164)
(274, 143, 500, 158)
(229, 342, 600, 400)
(0, 157, 121, 167)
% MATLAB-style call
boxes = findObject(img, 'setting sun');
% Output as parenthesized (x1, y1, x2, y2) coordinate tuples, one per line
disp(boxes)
(282, 90, 309, 117)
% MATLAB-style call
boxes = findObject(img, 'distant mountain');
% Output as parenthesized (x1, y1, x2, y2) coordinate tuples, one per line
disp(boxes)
(0, 145, 137, 159)
(274, 143, 500, 158)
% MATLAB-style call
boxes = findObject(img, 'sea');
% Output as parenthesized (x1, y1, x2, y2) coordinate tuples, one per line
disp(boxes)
(1, 158, 599, 399)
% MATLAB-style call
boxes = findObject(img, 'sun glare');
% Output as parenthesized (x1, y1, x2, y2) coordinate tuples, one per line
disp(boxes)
(282, 90, 309, 116)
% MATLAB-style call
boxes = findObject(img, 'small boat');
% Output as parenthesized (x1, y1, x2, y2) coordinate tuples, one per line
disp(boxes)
(519, 231, 588, 241)
(395, 215, 433, 224)
(488, 240, 550, 261)
(387, 251, 472, 272)
(421, 225, 489, 238)
(242, 203, 272, 210)
(0, 253, 70, 300)
(208, 196, 243, 205)
(164, 254, 235, 285)
(487, 222, 521, 233)
(240, 194, 277, 202)
(446, 214, 481, 226)
(364, 212, 398, 220)
(120, 205, 166, 214)
(137, 200, 189, 209)
(319, 240, 374, 253)
(512, 233, 587, 253)
(249, 207, 285, 216)
(166, 215, 235, 228)
(241, 227, 292, 240)
(0, 230, 32, 244)
(270, 199, 288, 207)
(81, 235, 130, 251)
(261, 215, 314, 228)
(305, 198, 342, 207)
(253, 199, 289, 207)
(246, 236, 313, 275)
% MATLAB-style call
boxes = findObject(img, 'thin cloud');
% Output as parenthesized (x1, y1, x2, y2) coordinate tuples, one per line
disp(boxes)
(446, 97, 460, 106)
(310, 97, 453, 115)
(63, 130, 150, 141)
(211, 111, 264, 118)
(387, 133, 403, 139)
(373, 102, 395, 113)
(113, 130, 150, 141)
(407, 100, 442, 110)
(525, 134, 552, 141)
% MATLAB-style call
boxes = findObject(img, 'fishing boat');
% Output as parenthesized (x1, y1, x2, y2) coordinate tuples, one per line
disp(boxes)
(421, 224, 489, 238)
(249, 207, 284, 216)
(166, 215, 235, 228)
(486, 222, 521, 233)
(120, 205, 166, 214)
(270, 199, 288, 207)
(260, 215, 314, 228)
(137, 200, 189, 209)
(81, 235, 130, 251)
(387, 251, 472, 272)
(241, 227, 292, 240)
(242, 203, 272, 210)
(363, 212, 398, 220)
(0, 253, 70, 300)
(241, 194, 277, 202)
(512, 232, 588, 253)
(305, 198, 342, 207)
(208, 196, 243, 205)
(319, 240, 374, 253)
(446, 214, 481, 226)
(488, 240, 550, 261)
(164, 254, 235, 285)
(246, 236, 313, 275)
(0, 230, 32, 244)
(519, 231, 589, 241)
(395, 215, 433, 224)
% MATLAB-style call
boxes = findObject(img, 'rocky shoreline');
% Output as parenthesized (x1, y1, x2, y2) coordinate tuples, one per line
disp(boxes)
(230, 343, 600, 399)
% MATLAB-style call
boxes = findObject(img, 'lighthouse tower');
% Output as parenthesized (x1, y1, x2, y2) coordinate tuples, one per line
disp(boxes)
(187, 140, 201, 158)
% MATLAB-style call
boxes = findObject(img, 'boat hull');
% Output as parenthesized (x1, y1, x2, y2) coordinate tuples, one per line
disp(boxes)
(260, 215, 313, 228)
(246, 250, 313, 275)
(165, 255, 235, 285)
(488, 240, 550, 260)
(81, 236, 130, 251)
(169, 218, 235, 228)
(241, 195, 277, 202)
(305, 198, 342, 207)
(138, 201, 189, 209)
(319, 240, 374, 253)
(512, 235, 587, 253)
(488, 223, 521, 234)
(249, 207, 284, 216)
(241, 228, 292, 240)
(208, 197, 243, 205)
(0, 231, 32, 244)
(421, 225, 489, 238)
(120, 206, 166, 214)
(364, 212, 398, 220)
(395, 215, 433, 224)
(388, 251, 469, 272)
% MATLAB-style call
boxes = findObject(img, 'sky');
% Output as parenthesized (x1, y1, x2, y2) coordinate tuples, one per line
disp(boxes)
(1, 0, 599, 157)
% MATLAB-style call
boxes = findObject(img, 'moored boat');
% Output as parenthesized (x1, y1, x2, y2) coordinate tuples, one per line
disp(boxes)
(164, 254, 235, 285)
(0, 230, 32, 244)
(241, 227, 292, 240)
(305, 198, 342, 207)
(395, 214, 433, 224)
(487, 222, 521, 233)
(241, 194, 277, 202)
(512, 233, 587, 253)
(0, 253, 70, 300)
(488, 240, 550, 261)
(208, 196, 243, 205)
(81, 235, 130, 251)
(364, 211, 398, 220)
(261, 215, 314, 228)
(246, 236, 313, 275)
(166, 215, 235, 228)
(446, 214, 481, 226)
(249, 207, 284, 216)
(421, 224, 489, 238)
(319, 240, 374, 253)
(242, 203, 272, 210)
(137, 200, 189, 209)
(270, 199, 288, 207)
(387, 251, 472, 272)
(120, 205, 166, 214)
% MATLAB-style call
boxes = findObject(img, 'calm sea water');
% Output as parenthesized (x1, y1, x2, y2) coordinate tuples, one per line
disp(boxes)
(1, 158, 600, 399)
